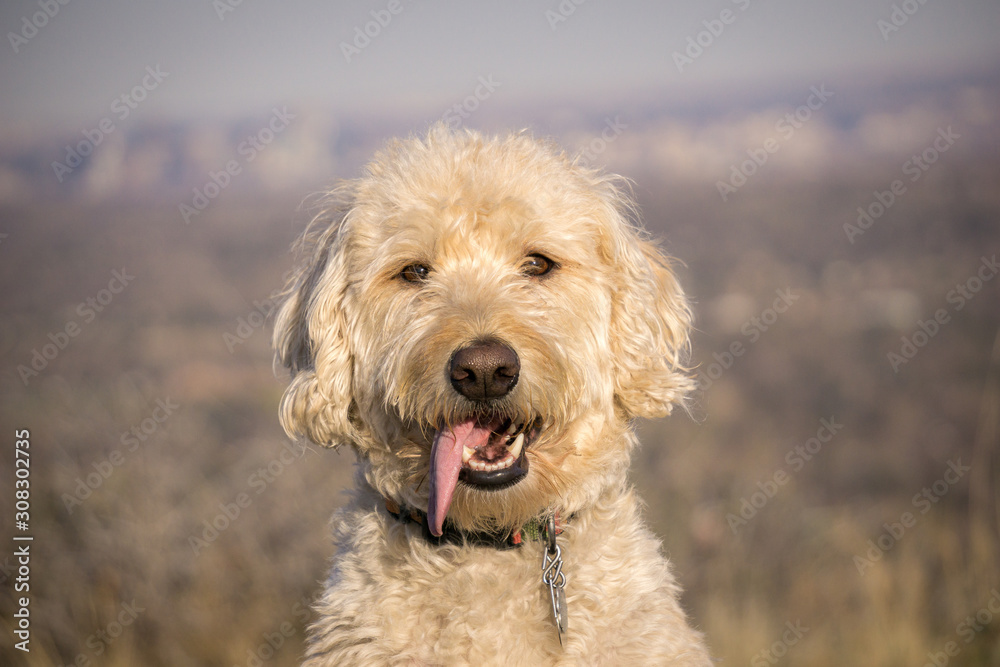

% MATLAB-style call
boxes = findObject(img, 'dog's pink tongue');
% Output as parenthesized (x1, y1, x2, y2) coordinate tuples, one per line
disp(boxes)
(428, 418, 491, 536)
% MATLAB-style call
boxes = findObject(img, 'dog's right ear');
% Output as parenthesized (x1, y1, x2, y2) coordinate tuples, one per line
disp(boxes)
(272, 208, 357, 448)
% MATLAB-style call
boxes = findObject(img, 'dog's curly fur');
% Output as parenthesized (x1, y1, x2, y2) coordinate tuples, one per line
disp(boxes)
(273, 124, 712, 665)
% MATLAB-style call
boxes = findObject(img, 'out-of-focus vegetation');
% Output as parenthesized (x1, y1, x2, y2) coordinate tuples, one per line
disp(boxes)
(636, 154, 1000, 666)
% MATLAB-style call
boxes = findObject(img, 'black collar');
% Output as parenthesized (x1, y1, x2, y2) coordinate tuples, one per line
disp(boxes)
(383, 498, 564, 551)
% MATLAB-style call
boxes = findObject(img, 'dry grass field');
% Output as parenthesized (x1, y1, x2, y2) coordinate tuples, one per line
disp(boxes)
(1, 130, 998, 666)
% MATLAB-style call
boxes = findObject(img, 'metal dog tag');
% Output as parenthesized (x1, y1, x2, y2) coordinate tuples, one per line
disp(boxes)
(542, 516, 568, 643)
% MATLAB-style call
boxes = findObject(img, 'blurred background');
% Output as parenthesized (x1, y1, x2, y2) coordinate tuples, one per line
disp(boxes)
(1, 1, 999, 664)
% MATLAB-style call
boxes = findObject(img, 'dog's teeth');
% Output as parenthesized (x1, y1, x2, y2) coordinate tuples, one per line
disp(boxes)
(507, 422, 517, 435)
(462, 446, 475, 464)
(508, 432, 524, 459)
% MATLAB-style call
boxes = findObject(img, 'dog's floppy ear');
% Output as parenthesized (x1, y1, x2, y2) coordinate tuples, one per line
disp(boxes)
(272, 204, 357, 448)
(604, 197, 693, 419)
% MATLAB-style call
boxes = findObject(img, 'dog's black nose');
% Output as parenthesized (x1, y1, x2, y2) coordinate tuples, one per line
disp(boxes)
(449, 340, 520, 401)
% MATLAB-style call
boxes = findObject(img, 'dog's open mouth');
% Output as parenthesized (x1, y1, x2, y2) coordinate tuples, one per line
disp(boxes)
(427, 415, 541, 536)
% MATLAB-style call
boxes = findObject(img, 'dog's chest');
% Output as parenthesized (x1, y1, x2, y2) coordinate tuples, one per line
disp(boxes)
(368, 538, 568, 660)
(314, 505, 707, 665)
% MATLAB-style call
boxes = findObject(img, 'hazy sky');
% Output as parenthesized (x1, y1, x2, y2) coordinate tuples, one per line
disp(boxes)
(1, 0, 998, 133)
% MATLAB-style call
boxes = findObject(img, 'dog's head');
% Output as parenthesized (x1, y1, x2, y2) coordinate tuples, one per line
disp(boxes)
(273, 125, 691, 534)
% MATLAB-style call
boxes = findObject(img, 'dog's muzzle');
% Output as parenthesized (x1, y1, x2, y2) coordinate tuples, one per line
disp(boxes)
(425, 339, 542, 536)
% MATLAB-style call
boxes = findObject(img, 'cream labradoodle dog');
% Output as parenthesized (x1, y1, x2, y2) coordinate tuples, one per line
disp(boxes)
(273, 124, 711, 665)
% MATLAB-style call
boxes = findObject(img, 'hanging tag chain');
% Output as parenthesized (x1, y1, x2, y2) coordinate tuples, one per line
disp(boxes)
(541, 514, 568, 643)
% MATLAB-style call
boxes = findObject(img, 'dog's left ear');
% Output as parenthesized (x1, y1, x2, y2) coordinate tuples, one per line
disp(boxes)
(606, 214, 693, 420)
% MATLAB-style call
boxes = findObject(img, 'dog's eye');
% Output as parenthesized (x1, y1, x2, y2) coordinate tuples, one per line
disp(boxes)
(399, 264, 431, 282)
(521, 254, 555, 277)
